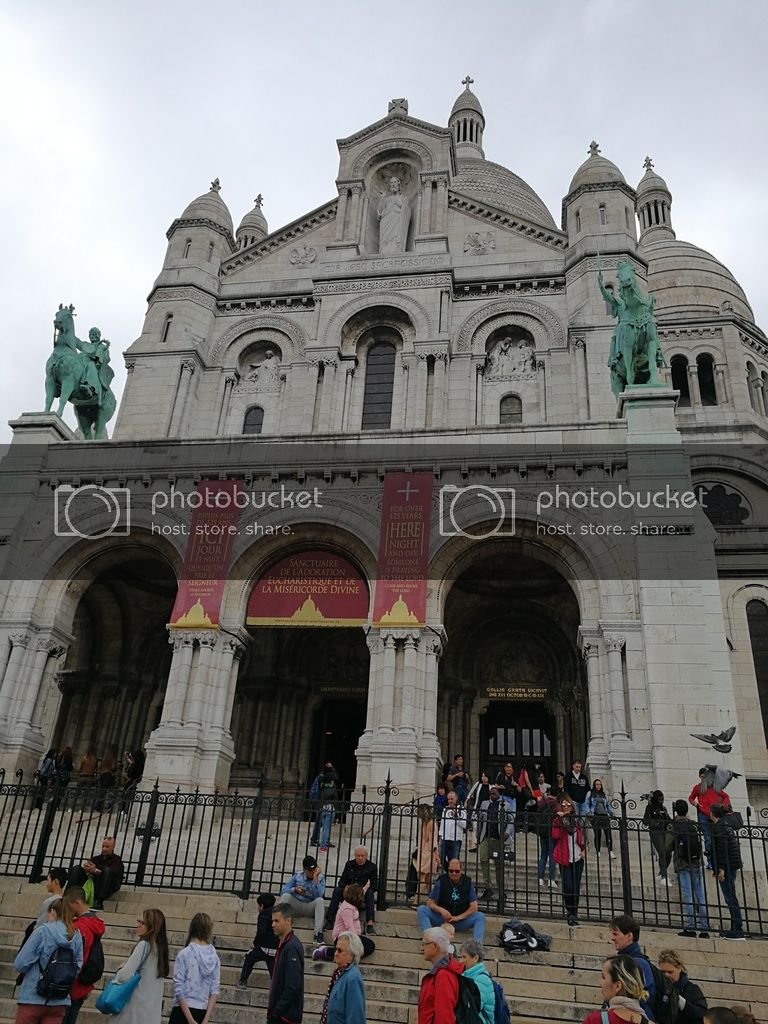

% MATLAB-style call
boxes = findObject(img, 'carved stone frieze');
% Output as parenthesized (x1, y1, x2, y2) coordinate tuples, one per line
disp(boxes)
(10, 632, 31, 648)
(149, 286, 217, 311)
(350, 137, 435, 176)
(289, 245, 317, 267)
(464, 231, 496, 256)
(566, 255, 647, 286)
(457, 298, 566, 353)
(211, 316, 308, 364)
(180, 360, 196, 375)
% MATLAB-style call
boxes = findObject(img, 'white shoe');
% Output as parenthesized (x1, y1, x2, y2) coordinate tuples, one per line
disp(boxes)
(538, 878, 545, 887)
(609, 851, 616, 860)
(595, 850, 601, 857)
(549, 879, 558, 888)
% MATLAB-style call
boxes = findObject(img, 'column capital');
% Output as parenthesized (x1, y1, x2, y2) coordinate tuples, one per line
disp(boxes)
(181, 359, 197, 375)
(9, 631, 32, 648)
(34, 638, 66, 658)
(603, 635, 626, 653)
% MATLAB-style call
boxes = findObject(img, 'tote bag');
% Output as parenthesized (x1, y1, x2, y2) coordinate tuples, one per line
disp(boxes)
(95, 942, 149, 1015)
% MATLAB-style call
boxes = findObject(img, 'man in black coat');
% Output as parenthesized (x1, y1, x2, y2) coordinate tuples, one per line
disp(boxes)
(710, 803, 745, 939)
(268, 903, 305, 1024)
(324, 845, 378, 932)
(68, 836, 124, 909)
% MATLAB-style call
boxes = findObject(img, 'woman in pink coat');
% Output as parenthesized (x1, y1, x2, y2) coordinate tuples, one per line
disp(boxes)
(312, 884, 376, 961)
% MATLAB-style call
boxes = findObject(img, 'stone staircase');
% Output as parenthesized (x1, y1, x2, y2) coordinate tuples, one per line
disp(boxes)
(0, 879, 766, 1024)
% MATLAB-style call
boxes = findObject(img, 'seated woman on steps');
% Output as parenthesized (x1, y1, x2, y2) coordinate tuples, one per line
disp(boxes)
(583, 955, 648, 1024)
(313, 884, 375, 962)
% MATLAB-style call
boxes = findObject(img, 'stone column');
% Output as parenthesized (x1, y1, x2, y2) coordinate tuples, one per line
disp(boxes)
(349, 184, 363, 241)
(17, 639, 65, 729)
(318, 359, 338, 431)
(420, 176, 433, 234)
(335, 188, 349, 240)
(433, 353, 447, 427)
(537, 358, 547, 421)
(168, 359, 196, 436)
(379, 634, 397, 733)
(348, 358, 366, 431)
(474, 364, 484, 425)
(304, 362, 322, 431)
(412, 356, 428, 429)
(604, 635, 628, 739)
(341, 365, 356, 430)
(580, 636, 608, 775)
(714, 363, 729, 404)
(185, 631, 218, 728)
(217, 635, 246, 735)
(399, 633, 418, 737)
(687, 365, 701, 408)
(217, 374, 238, 433)
(573, 338, 589, 420)
(0, 631, 31, 723)
(434, 177, 448, 233)
(159, 631, 195, 728)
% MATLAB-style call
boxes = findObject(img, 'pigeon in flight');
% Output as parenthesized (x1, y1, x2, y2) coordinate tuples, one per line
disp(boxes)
(690, 726, 736, 748)
(701, 764, 741, 792)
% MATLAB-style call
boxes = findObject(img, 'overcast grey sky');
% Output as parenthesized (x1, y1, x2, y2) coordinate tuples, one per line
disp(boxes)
(2, 0, 766, 441)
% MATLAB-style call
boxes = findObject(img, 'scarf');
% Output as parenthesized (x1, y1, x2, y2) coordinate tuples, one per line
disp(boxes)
(320, 964, 349, 1024)
(609, 995, 646, 1019)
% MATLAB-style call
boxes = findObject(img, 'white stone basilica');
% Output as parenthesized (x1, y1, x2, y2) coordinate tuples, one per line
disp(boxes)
(1, 81, 767, 807)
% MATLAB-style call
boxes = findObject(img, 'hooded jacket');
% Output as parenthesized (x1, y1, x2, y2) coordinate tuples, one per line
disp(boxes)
(70, 911, 106, 1001)
(172, 941, 221, 1011)
(14, 919, 83, 1006)
(418, 956, 463, 1024)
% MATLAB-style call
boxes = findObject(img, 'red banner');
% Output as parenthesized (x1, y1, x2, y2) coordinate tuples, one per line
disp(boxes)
(373, 472, 433, 626)
(169, 480, 242, 628)
(247, 550, 369, 627)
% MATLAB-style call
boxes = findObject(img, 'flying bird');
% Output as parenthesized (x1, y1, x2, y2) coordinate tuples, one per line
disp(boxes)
(689, 726, 736, 747)
(701, 764, 741, 792)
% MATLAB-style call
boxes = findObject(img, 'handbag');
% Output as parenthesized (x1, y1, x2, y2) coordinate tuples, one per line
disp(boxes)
(95, 942, 149, 1015)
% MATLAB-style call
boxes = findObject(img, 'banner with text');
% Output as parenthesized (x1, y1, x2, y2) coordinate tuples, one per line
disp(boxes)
(246, 550, 369, 626)
(169, 479, 242, 628)
(373, 471, 433, 626)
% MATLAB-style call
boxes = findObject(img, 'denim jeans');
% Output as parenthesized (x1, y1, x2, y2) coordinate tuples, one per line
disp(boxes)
(718, 868, 743, 933)
(537, 834, 555, 880)
(560, 859, 584, 918)
(698, 811, 713, 865)
(678, 865, 709, 931)
(440, 839, 462, 869)
(320, 807, 333, 847)
(416, 904, 486, 942)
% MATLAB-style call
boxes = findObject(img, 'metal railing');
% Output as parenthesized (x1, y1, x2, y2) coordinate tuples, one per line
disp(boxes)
(1, 769, 767, 936)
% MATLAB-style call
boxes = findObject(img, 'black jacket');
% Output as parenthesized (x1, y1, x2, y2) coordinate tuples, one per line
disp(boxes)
(675, 974, 707, 1023)
(254, 907, 278, 951)
(338, 858, 378, 892)
(433, 873, 474, 917)
(711, 818, 742, 872)
(268, 930, 304, 1023)
(564, 770, 590, 805)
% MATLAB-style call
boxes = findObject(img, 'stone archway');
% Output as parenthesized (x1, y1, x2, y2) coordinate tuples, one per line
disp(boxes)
(439, 546, 587, 783)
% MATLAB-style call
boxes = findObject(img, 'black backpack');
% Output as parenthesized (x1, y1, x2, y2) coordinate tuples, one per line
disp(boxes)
(37, 943, 79, 1000)
(640, 955, 680, 1024)
(78, 933, 105, 985)
(675, 824, 702, 864)
(454, 973, 484, 1024)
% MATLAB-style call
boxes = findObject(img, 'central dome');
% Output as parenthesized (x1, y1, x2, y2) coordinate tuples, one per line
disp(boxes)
(452, 157, 556, 228)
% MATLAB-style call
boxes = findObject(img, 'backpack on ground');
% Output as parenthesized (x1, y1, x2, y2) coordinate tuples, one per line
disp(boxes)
(79, 933, 105, 985)
(499, 919, 539, 954)
(454, 973, 484, 1024)
(492, 977, 511, 1024)
(640, 955, 680, 1024)
(37, 942, 79, 1000)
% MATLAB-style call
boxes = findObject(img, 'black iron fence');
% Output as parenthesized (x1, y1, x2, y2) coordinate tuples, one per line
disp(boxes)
(1, 769, 767, 937)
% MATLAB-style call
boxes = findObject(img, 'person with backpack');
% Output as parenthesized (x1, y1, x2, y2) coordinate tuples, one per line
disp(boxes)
(418, 927, 465, 1024)
(609, 915, 666, 1023)
(110, 908, 169, 1024)
(710, 803, 745, 940)
(643, 791, 673, 887)
(459, 940, 495, 1024)
(658, 950, 708, 1023)
(317, 763, 340, 851)
(582, 954, 649, 1024)
(14, 897, 83, 1023)
(308, 761, 338, 846)
(670, 800, 709, 938)
(60, 888, 105, 1024)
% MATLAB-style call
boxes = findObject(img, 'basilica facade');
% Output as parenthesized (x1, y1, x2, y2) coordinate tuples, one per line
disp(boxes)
(1, 82, 767, 806)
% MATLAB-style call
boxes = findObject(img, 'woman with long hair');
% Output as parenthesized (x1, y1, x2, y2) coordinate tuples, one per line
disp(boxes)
(582, 955, 648, 1024)
(587, 779, 616, 859)
(111, 908, 169, 1024)
(313, 883, 375, 961)
(465, 770, 491, 851)
(170, 912, 220, 1024)
(14, 897, 83, 1022)
(552, 794, 585, 927)
(409, 804, 440, 905)
(658, 949, 708, 1023)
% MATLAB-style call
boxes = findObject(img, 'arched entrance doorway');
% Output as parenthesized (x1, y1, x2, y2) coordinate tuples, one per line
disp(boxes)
(231, 549, 370, 793)
(53, 556, 176, 763)
(440, 547, 587, 782)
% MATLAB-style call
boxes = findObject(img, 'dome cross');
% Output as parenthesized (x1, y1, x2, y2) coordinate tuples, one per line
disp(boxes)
(254, 193, 264, 208)
(209, 177, 221, 193)
(461, 74, 474, 89)
(588, 141, 600, 157)
(643, 156, 654, 171)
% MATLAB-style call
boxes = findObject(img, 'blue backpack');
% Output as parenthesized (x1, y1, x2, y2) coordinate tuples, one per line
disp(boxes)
(492, 978, 511, 1024)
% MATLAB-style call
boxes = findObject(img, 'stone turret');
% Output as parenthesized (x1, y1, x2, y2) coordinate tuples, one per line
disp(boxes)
(636, 157, 675, 243)
(448, 75, 485, 160)
(236, 193, 269, 250)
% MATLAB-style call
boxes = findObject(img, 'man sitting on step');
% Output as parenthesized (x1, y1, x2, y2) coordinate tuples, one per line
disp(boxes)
(416, 857, 485, 942)
(68, 836, 124, 910)
(280, 854, 326, 943)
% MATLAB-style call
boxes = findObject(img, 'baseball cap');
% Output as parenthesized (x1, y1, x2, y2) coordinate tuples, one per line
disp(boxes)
(303, 855, 318, 870)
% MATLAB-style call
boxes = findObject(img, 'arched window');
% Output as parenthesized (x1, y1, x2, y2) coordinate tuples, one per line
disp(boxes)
(575, 209, 581, 233)
(499, 394, 523, 425)
(207, 241, 215, 262)
(183, 239, 192, 259)
(696, 353, 718, 405)
(746, 361, 759, 412)
(625, 207, 631, 229)
(603, 282, 615, 316)
(670, 355, 690, 407)
(361, 342, 396, 430)
(160, 313, 173, 344)
(243, 405, 264, 435)
(598, 204, 607, 226)
(747, 599, 768, 742)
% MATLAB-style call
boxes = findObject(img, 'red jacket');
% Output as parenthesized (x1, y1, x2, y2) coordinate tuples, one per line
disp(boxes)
(70, 911, 106, 1001)
(688, 784, 731, 817)
(418, 957, 463, 1024)
(551, 815, 585, 866)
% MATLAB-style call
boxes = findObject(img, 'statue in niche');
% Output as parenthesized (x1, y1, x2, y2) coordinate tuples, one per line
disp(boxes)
(377, 176, 411, 254)
(486, 336, 534, 378)
(245, 349, 280, 388)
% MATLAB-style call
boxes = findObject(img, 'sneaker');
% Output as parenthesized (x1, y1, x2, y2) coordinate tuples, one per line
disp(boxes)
(678, 929, 696, 938)
(723, 931, 746, 940)
(609, 851, 617, 860)
(237, 980, 248, 989)
(319, 847, 329, 853)
(312, 947, 327, 961)
(538, 878, 546, 887)
(310, 840, 319, 846)
(571, 917, 581, 927)
(595, 850, 601, 857)
(314, 931, 324, 943)
(698, 931, 710, 939)
(549, 879, 558, 888)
